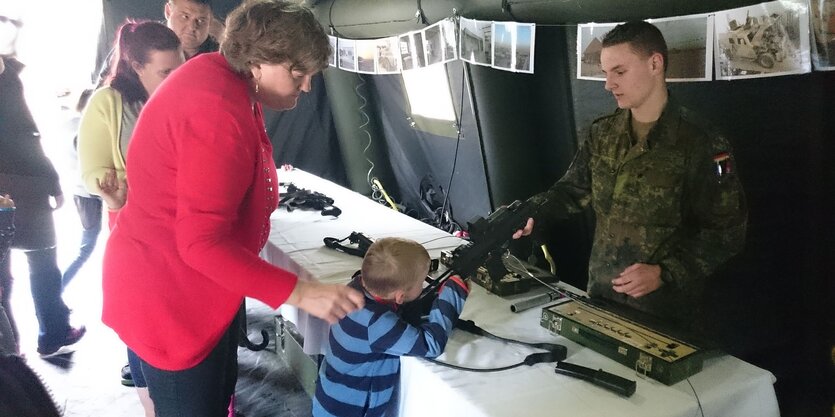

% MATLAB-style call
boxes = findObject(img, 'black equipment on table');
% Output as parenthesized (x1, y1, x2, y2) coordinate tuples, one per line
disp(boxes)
(279, 183, 341, 217)
(323, 232, 374, 258)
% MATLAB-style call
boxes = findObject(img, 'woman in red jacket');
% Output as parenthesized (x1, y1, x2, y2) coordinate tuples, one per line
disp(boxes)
(101, 1, 364, 415)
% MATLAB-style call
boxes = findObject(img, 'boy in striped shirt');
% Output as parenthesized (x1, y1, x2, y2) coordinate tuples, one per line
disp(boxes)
(313, 237, 469, 417)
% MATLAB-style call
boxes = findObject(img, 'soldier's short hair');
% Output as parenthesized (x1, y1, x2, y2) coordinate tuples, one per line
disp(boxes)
(361, 237, 430, 296)
(602, 21, 668, 72)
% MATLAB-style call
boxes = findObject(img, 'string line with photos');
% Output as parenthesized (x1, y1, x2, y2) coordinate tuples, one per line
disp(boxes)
(325, 0, 834, 80)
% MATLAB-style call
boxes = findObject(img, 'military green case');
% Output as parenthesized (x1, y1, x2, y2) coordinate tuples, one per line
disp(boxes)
(540, 300, 705, 385)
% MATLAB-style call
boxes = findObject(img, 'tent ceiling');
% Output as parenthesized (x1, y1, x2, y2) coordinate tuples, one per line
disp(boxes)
(307, 0, 766, 38)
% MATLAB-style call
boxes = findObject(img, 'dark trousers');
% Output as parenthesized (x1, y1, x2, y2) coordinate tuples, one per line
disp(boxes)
(0, 247, 71, 349)
(61, 195, 102, 291)
(138, 317, 239, 417)
(0, 300, 15, 354)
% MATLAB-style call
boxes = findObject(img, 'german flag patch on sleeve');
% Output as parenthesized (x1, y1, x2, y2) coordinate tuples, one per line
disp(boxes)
(712, 152, 734, 180)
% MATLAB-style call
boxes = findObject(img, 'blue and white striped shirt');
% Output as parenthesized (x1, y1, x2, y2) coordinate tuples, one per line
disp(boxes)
(312, 277, 468, 417)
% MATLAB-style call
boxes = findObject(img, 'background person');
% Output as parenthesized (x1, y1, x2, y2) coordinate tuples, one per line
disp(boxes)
(101, 2, 365, 415)
(79, 20, 184, 213)
(77, 20, 184, 417)
(94, 0, 219, 87)
(0, 6, 85, 358)
(0, 194, 16, 355)
(61, 89, 100, 293)
(163, 0, 218, 59)
(516, 21, 747, 332)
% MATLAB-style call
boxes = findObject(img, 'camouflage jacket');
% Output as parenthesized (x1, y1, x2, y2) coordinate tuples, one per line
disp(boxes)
(530, 97, 747, 324)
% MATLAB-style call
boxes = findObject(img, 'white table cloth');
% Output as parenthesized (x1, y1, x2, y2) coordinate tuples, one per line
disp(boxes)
(262, 169, 779, 417)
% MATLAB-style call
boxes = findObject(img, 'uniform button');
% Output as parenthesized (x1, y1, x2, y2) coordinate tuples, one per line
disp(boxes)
(608, 233, 615, 239)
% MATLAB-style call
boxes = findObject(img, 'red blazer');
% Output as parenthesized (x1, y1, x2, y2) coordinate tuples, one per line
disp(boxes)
(103, 53, 297, 370)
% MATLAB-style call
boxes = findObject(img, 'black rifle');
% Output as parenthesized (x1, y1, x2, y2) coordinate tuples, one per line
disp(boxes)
(401, 199, 545, 323)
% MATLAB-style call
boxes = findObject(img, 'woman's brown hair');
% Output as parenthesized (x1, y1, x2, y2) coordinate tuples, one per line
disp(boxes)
(221, 0, 330, 77)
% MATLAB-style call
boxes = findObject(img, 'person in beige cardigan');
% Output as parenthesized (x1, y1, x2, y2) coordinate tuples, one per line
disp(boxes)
(78, 22, 184, 208)
(77, 20, 183, 417)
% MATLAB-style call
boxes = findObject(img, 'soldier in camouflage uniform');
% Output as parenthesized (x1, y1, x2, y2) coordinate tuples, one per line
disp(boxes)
(517, 21, 747, 328)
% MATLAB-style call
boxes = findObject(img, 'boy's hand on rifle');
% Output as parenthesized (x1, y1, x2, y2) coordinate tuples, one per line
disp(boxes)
(440, 275, 469, 295)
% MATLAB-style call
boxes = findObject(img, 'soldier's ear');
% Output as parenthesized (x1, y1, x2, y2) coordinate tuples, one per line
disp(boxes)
(650, 53, 663, 73)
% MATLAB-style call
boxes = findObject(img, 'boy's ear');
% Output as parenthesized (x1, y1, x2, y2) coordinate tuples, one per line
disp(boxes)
(393, 290, 407, 305)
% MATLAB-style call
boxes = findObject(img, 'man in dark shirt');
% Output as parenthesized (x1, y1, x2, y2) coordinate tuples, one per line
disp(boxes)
(163, 0, 220, 59)
(95, 0, 221, 84)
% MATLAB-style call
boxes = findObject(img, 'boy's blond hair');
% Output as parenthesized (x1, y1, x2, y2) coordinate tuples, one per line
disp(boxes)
(361, 237, 429, 296)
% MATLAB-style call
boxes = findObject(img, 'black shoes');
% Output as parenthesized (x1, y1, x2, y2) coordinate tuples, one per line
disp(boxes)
(37, 326, 87, 358)
(120, 364, 134, 387)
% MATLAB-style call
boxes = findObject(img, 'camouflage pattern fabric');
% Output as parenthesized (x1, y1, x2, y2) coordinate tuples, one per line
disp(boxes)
(530, 96, 747, 326)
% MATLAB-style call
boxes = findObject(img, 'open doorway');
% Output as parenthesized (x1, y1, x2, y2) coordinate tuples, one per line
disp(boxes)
(14, 0, 102, 165)
(4, 1, 106, 347)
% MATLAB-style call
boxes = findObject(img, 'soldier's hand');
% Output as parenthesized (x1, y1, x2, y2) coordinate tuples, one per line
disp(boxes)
(512, 217, 535, 240)
(611, 263, 662, 298)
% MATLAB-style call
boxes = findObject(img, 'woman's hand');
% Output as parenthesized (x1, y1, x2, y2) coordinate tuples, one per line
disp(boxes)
(285, 280, 365, 324)
(97, 170, 127, 210)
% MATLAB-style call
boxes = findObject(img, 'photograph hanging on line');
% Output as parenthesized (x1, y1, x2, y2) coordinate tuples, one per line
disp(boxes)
(577, 22, 620, 80)
(413, 31, 428, 68)
(516, 23, 535, 73)
(338, 38, 357, 72)
(424, 22, 445, 66)
(490, 22, 536, 73)
(647, 13, 714, 81)
(578, 17, 710, 82)
(328, 35, 337, 67)
(356, 39, 377, 74)
(460, 17, 493, 66)
(398, 33, 415, 71)
(440, 18, 458, 62)
(810, 0, 835, 70)
(714, 0, 811, 80)
(492, 22, 514, 70)
(376, 37, 400, 74)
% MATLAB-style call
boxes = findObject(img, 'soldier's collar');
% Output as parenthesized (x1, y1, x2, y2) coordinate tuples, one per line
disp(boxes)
(637, 93, 682, 149)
